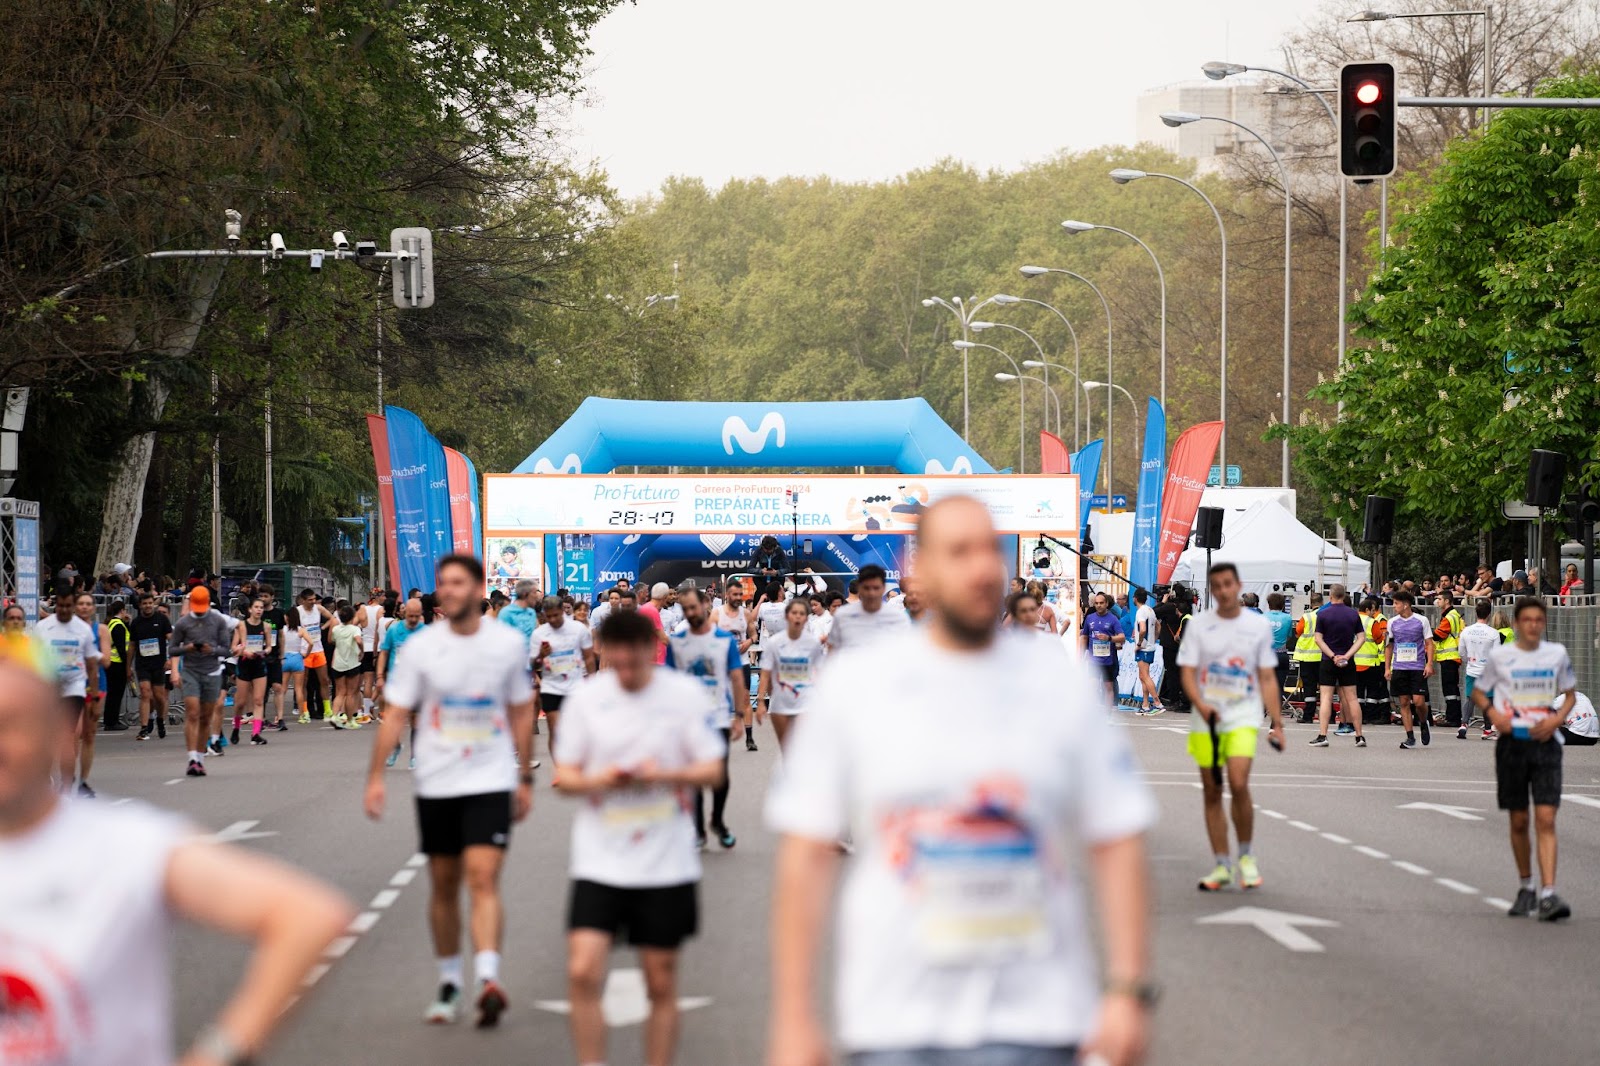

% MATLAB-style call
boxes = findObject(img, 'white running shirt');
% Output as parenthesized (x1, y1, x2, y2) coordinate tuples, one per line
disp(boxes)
(360, 603, 385, 652)
(296, 604, 326, 653)
(554, 669, 725, 887)
(0, 800, 189, 1066)
(1175, 609, 1279, 733)
(35, 614, 98, 698)
(384, 621, 535, 798)
(760, 629, 825, 714)
(1476, 639, 1577, 728)
(534, 619, 593, 696)
(1458, 621, 1502, 679)
(826, 600, 910, 653)
(766, 629, 1155, 1053)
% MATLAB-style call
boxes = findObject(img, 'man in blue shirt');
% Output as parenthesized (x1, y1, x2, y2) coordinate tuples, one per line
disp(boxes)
(498, 580, 542, 652)
(1080, 592, 1126, 704)
(1265, 592, 1295, 705)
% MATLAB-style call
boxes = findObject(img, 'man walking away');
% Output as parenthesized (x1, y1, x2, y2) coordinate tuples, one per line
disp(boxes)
(1309, 585, 1365, 747)
(1458, 599, 1502, 740)
(1472, 596, 1576, 921)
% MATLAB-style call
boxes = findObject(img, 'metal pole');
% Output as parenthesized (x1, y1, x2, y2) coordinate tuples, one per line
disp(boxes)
(1380, 178, 1389, 262)
(210, 371, 222, 576)
(1280, 160, 1292, 488)
(264, 386, 274, 562)
(957, 299, 971, 441)
(1482, 5, 1494, 124)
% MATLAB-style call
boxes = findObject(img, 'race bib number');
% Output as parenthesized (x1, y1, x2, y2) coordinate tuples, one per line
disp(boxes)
(601, 789, 679, 838)
(910, 818, 1052, 965)
(245, 634, 265, 654)
(1091, 637, 1111, 659)
(1202, 662, 1253, 705)
(1395, 642, 1419, 664)
(546, 647, 579, 677)
(49, 639, 82, 674)
(777, 654, 812, 689)
(1507, 668, 1557, 721)
(435, 693, 500, 744)
(138, 638, 161, 658)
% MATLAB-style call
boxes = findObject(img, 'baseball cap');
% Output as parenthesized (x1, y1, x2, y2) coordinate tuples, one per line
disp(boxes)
(1514, 570, 1529, 581)
(112, 562, 132, 575)
(188, 586, 211, 610)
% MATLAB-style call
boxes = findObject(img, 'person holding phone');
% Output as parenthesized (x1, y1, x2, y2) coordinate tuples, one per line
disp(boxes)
(169, 586, 234, 778)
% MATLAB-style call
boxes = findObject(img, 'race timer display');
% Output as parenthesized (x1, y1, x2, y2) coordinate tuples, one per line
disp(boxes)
(607, 510, 675, 527)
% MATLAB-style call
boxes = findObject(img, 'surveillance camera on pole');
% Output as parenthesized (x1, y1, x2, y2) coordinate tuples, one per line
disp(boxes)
(390, 227, 435, 309)
(309, 250, 325, 273)
(332, 231, 350, 253)
(355, 239, 377, 258)
(268, 232, 287, 259)
(225, 210, 243, 248)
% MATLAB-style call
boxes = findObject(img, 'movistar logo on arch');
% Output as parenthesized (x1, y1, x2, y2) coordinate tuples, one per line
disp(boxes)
(593, 484, 681, 502)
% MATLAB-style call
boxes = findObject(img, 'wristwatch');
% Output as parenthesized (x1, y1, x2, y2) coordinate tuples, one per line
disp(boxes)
(1104, 977, 1161, 1008)
(191, 1025, 253, 1066)
(519, 772, 535, 786)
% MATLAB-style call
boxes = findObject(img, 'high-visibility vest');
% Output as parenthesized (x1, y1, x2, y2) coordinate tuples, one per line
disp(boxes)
(1497, 626, 1514, 644)
(1293, 612, 1322, 662)
(1354, 613, 1384, 668)
(1434, 608, 1463, 662)
(107, 616, 129, 665)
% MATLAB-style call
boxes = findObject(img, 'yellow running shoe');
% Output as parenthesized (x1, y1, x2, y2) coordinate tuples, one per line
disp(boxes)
(297, 711, 311, 725)
(1198, 862, 1234, 892)
(1238, 854, 1262, 890)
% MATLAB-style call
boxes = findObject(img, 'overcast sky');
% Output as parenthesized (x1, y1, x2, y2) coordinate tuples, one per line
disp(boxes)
(565, 0, 1330, 199)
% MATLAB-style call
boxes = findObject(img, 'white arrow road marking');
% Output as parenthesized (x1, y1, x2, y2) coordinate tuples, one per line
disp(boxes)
(1562, 793, 1600, 810)
(1397, 802, 1484, 821)
(208, 820, 279, 844)
(534, 968, 713, 1027)
(1196, 906, 1339, 953)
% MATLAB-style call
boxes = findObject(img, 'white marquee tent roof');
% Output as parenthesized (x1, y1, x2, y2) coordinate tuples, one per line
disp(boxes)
(1171, 499, 1369, 595)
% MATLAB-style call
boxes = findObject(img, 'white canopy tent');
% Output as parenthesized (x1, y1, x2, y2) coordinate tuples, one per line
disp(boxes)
(1171, 499, 1369, 602)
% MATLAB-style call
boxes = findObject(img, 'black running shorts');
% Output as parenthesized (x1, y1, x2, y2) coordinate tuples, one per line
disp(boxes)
(1388, 670, 1427, 698)
(540, 691, 566, 714)
(360, 650, 377, 674)
(1495, 737, 1562, 810)
(415, 792, 513, 856)
(236, 659, 267, 683)
(567, 879, 699, 949)
(1319, 659, 1358, 689)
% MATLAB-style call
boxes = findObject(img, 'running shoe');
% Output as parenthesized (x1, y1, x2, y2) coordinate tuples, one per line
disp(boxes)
(354, 713, 373, 726)
(1198, 863, 1234, 892)
(1355, 735, 1367, 748)
(1420, 717, 1431, 746)
(474, 980, 508, 1029)
(385, 746, 400, 769)
(76, 782, 95, 799)
(229, 726, 240, 746)
(156, 721, 166, 739)
(207, 738, 224, 756)
(1482, 728, 1498, 740)
(1238, 854, 1262, 890)
(328, 715, 346, 730)
(186, 759, 206, 777)
(1335, 723, 1356, 736)
(424, 982, 460, 1024)
(1537, 893, 1572, 922)
(408, 757, 415, 770)
(745, 734, 758, 752)
(1458, 726, 1469, 740)
(1308, 735, 1329, 747)
(297, 712, 311, 725)
(346, 718, 363, 730)
(136, 726, 151, 741)
(1399, 737, 1417, 749)
(1144, 705, 1165, 717)
(1507, 888, 1537, 917)
(712, 823, 737, 849)
(275, 719, 288, 732)
(250, 735, 268, 746)
(695, 833, 708, 851)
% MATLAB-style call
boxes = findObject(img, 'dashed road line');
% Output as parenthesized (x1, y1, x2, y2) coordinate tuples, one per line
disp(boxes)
(325, 934, 358, 959)
(389, 868, 417, 887)
(1287, 820, 1318, 832)
(1259, 809, 1287, 820)
(164, 778, 183, 786)
(1352, 845, 1390, 860)
(347, 912, 382, 934)
(301, 963, 332, 989)
(1392, 861, 1431, 876)
(369, 889, 401, 910)
(1319, 832, 1352, 845)
(1484, 897, 1512, 910)
(1435, 877, 1478, 895)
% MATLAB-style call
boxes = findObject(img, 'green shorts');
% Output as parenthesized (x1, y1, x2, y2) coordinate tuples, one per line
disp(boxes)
(1188, 725, 1258, 766)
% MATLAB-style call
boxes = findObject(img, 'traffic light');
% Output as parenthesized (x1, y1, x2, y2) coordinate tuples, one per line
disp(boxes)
(1339, 61, 1396, 179)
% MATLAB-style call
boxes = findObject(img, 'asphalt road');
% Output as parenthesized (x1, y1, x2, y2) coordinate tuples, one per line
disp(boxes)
(82, 709, 1600, 1065)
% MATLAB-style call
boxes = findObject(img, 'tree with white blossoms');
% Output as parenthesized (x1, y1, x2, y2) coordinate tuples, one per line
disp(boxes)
(1282, 71, 1600, 530)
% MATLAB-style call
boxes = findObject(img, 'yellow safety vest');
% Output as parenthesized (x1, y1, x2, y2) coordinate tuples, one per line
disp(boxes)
(1434, 608, 1463, 662)
(107, 616, 129, 665)
(1293, 612, 1322, 662)
(1497, 626, 1514, 644)
(1354, 613, 1383, 668)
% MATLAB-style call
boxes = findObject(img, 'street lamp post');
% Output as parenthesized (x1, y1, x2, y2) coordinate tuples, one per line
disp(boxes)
(971, 320, 1057, 446)
(1084, 380, 1140, 492)
(1160, 111, 1292, 489)
(922, 295, 1015, 441)
(1022, 360, 1084, 448)
(996, 373, 1062, 439)
(1061, 220, 1167, 408)
(952, 340, 1025, 473)
(995, 296, 1082, 449)
(1348, 7, 1493, 123)
(1108, 169, 1228, 475)
(1019, 266, 1115, 493)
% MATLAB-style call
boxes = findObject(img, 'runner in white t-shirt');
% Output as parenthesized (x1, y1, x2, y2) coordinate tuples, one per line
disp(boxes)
(1132, 587, 1162, 715)
(1457, 598, 1503, 740)
(1176, 562, 1284, 892)
(553, 608, 726, 1066)
(825, 564, 909, 653)
(355, 590, 387, 717)
(36, 585, 100, 794)
(532, 595, 596, 763)
(758, 597, 825, 751)
(766, 497, 1156, 1066)
(0, 632, 352, 1066)
(665, 587, 749, 850)
(749, 581, 789, 751)
(364, 554, 537, 1029)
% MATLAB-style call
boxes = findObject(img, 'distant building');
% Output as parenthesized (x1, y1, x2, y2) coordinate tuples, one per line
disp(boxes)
(1135, 78, 1309, 179)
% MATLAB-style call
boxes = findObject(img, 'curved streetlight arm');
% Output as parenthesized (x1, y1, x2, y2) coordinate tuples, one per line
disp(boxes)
(1003, 296, 1083, 449)
(1024, 267, 1115, 493)
(956, 340, 1026, 473)
(1084, 224, 1167, 408)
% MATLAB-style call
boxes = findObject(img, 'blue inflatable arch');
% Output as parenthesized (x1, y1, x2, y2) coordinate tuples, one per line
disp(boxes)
(514, 398, 994, 475)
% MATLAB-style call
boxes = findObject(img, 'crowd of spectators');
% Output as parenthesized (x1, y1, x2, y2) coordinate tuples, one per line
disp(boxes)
(1361, 563, 1590, 607)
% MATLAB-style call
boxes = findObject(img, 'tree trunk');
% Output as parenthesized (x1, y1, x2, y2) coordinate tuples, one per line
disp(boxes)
(92, 262, 225, 575)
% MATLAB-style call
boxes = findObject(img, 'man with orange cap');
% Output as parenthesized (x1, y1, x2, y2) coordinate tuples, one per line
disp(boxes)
(169, 585, 235, 777)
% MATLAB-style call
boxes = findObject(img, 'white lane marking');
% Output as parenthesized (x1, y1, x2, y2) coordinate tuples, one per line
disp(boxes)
(164, 778, 183, 786)
(1353, 845, 1390, 860)
(1393, 861, 1432, 876)
(1397, 801, 1484, 821)
(1196, 906, 1338, 953)
(1287, 820, 1318, 832)
(1435, 878, 1478, 895)
(1320, 832, 1352, 845)
(405, 853, 428, 868)
(1563, 793, 1600, 809)
(302, 963, 331, 988)
(208, 820, 279, 844)
(324, 935, 358, 959)
(369, 889, 401, 910)
(348, 912, 381, 934)
(533, 968, 714, 1026)
(110, 798, 131, 807)
(389, 868, 417, 887)
(1484, 897, 1513, 910)
(1260, 809, 1287, 820)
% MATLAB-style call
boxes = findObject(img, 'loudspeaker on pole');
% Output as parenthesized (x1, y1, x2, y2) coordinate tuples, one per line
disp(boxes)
(1526, 449, 1566, 509)
(1362, 495, 1396, 545)
(1194, 507, 1224, 551)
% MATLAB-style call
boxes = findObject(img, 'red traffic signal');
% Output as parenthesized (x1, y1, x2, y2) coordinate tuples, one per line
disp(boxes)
(1340, 62, 1396, 179)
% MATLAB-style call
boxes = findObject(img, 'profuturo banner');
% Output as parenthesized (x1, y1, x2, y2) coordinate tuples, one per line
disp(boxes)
(1071, 440, 1103, 538)
(1155, 420, 1224, 585)
(385, 406, 440, 595)
(444, 448, 474, 554)
(485, 474, 1078, 537)
(365, 415, 400, 585)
